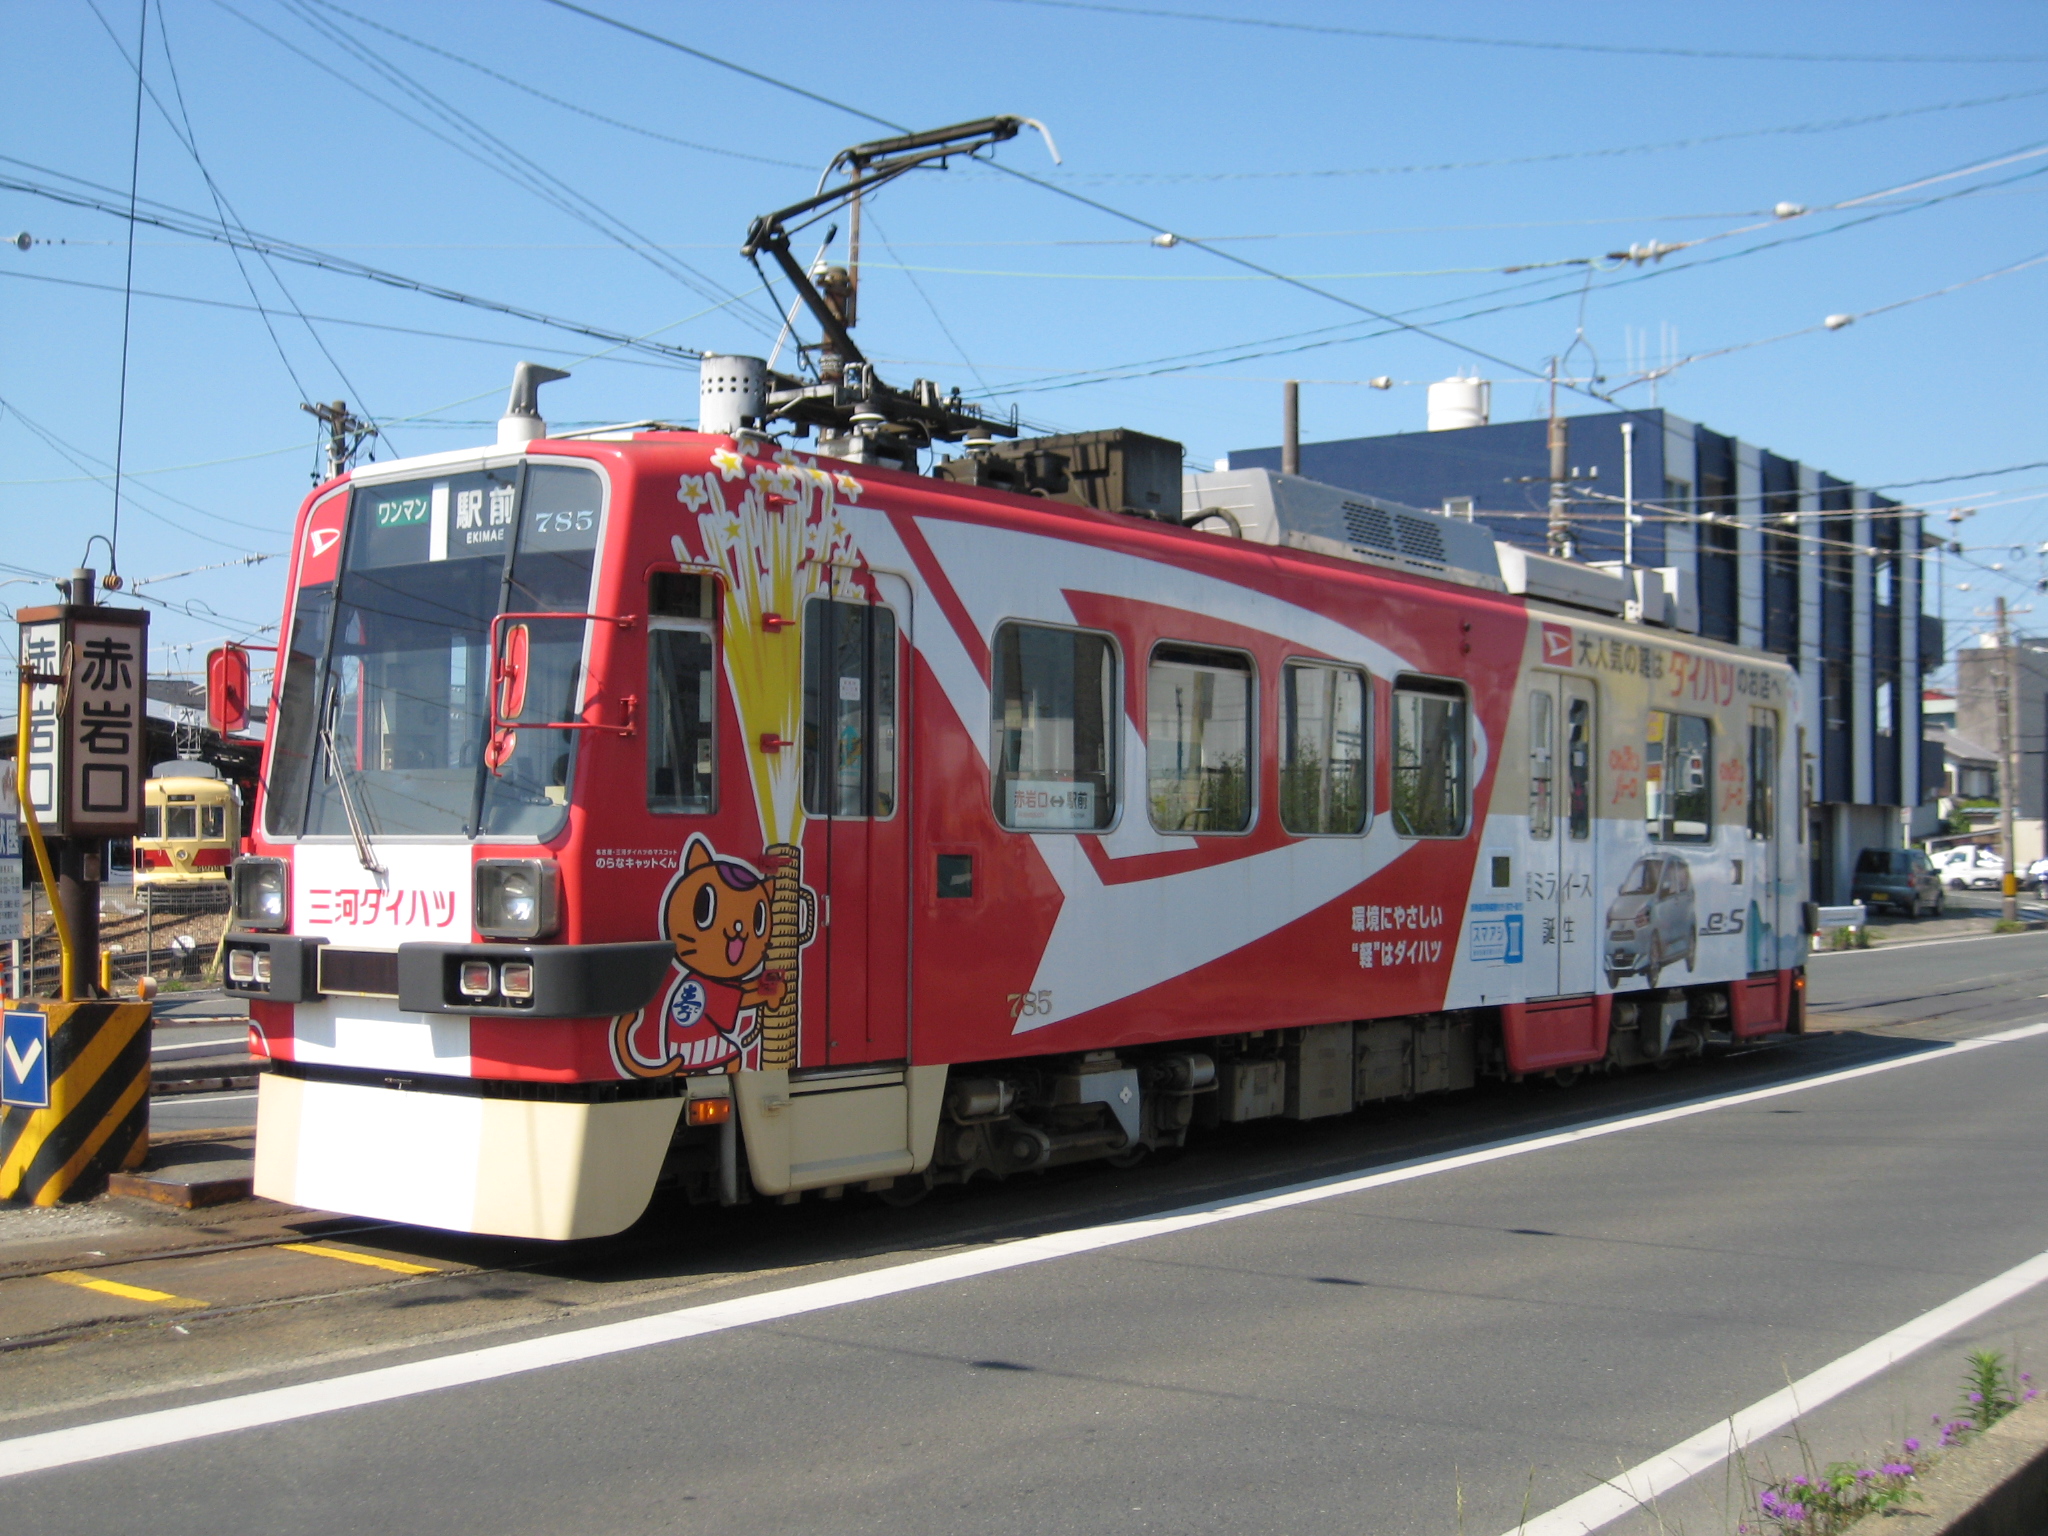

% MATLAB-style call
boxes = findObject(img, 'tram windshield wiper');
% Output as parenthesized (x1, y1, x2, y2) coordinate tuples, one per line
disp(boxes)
(319, 693, 386, 876)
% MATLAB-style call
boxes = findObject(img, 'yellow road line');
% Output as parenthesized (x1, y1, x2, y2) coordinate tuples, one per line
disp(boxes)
(278, 1243, 439, 1276)
(43, 1270, 204, 1307)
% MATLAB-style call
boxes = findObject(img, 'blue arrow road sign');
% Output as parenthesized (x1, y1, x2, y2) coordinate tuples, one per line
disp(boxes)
(2, 1010, 49, 1108)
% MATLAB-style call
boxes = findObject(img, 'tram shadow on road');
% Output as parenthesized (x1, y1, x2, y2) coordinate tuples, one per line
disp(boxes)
(378, 1025, 1952, 1299)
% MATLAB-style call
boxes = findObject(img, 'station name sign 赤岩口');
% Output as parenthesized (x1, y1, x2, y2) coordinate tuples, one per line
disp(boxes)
(18, 602, 149, 838)
(1538, 622, 1783, 704)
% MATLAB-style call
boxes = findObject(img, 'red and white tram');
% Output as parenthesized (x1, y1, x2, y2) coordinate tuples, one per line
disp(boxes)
(226, 123, 1806, 1239)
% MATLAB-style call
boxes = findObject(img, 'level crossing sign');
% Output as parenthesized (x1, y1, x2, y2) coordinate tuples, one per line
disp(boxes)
(2, 1010, 49, 1108)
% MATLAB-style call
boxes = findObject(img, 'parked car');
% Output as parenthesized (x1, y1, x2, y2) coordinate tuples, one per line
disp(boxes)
(1850, 847, 1944, 918)
(1605, 854, 1697, 989)
(2028, 856, 2048, 896)
(1934, 846, 2006, 890)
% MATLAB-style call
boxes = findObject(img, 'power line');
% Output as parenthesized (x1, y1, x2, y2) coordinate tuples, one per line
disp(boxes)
(108, 0, 148, 583)
(536, 0, 898, 130)
(205, 0, 772, 331)
(990, 0, 2048, 66)
(302, 0, 811, 170)
(0, 160, 710, 361)
(1036, 85, 2048, 185)
(539, 1, 1612, 406)
(0, 267, 687, 366)
(0, 394, 285, 542)
(153, 0, 384, 436)
(1877, 461, 2048, 490)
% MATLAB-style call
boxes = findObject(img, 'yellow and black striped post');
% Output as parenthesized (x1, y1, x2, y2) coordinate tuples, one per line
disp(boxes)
(0, 1001, 151, 1205)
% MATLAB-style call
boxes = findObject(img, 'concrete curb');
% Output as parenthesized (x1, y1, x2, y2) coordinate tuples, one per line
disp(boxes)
(1847, 1395, 2048, 1534)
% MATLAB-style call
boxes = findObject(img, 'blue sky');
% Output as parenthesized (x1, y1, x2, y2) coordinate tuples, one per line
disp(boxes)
(6, 0, 2047, 696)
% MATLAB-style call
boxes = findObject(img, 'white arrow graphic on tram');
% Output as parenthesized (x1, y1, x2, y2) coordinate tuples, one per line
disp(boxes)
(4, 1035, 43, 1084)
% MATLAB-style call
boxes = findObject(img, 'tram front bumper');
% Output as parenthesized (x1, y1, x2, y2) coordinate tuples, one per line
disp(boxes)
(254, 1071, 680, 1240)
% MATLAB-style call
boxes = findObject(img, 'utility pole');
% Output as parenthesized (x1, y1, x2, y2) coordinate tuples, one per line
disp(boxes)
(301, 400, 375, 484)
(1282, 380, 1300, 476)
(1996, 594, 2020, 923)
(1545, 357, 1572, 559)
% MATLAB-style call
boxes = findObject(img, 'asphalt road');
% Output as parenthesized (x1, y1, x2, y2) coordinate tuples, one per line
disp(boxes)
(5, 932, 2048, 1535)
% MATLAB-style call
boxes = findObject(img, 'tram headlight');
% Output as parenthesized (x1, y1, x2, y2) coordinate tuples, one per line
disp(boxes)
(475, 859, 559, 940)
(232, 858, 288, 931)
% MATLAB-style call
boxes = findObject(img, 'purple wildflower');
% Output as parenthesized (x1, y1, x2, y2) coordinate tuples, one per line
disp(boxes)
(1881, 1462, 1915, 1477)
(1970, 1391, 1985, 1403)
(1904, 1438, 1921, 1453)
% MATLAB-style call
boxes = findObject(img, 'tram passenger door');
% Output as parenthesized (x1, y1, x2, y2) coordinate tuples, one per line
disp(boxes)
(802, 576, 910, 1065)
(1747, 707, 1781, 972)
(1527, 673, 1599, 998)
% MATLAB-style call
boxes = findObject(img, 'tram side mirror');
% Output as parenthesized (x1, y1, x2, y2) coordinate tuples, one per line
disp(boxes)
(495, 622, 532, 722)
(207, 644, 251, 735)
(486, 622, 531, 775)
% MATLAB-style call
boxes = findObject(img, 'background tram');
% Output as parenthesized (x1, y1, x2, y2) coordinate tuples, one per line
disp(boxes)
(135, 761, 240, 895)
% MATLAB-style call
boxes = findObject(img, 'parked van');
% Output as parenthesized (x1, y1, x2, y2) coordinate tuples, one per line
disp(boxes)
(1851, 848, 1943, 917)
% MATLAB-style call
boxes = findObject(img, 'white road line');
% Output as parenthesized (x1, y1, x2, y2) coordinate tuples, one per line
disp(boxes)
(1509, 1243, 2048, 1536)
(151, 1037, 248, 1056)
(4, 1020, 2047, 1482)
(150, 1090, 256, 1105)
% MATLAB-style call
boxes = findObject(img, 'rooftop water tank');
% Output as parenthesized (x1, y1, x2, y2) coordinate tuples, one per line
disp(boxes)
(1426, 375, 1490, 432)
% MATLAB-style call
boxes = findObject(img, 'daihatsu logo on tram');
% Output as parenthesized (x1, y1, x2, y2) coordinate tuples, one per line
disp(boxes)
(300, 494, 348, 584)
(1542, 622, 1574, 666)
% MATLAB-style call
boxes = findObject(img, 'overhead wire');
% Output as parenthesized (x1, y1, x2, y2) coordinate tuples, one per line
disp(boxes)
(299, 0, 811, 170)
(149, 0, 383, 433)
(0, 268, 689, 365)
(0, 159, 712, 361)
(206, 0, 773, 331)
(861, 209, 993, 397)
(989, 0, 2048, 66)
(537, 0, 1613, 406)
(83, 0, 396, 463)
(1028, 85, 2048, 185)
(107, 0, 150, 583)
(0, 395, 287, 544)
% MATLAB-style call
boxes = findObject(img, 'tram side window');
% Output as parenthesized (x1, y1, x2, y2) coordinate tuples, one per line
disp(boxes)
(1647, 710, 1712, 842)
(1567, 695, 1592, 840)
(1280, 662, 1367, 835)
(1392, 677, 1468, 838)
(647, 625, 716, 814)
(992, 622, 1117, 831)
(1528, 689, 1554, 840)
(802, 599, 897, 819)
(1148, 645, 1255, 834)
(1748, 712, 1778, 840)
(142, 805, 161, 839)
(201, 804, 226, 841)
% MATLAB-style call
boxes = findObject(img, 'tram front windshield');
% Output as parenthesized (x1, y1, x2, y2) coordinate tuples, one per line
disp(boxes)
(266, 462, 603, 841)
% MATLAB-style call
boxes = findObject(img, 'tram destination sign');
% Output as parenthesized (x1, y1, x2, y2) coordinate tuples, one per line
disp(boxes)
(17, 603, 150, 838)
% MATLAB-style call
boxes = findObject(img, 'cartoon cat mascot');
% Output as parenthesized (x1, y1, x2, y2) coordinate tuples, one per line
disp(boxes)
(611, 836, 785, 1078)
